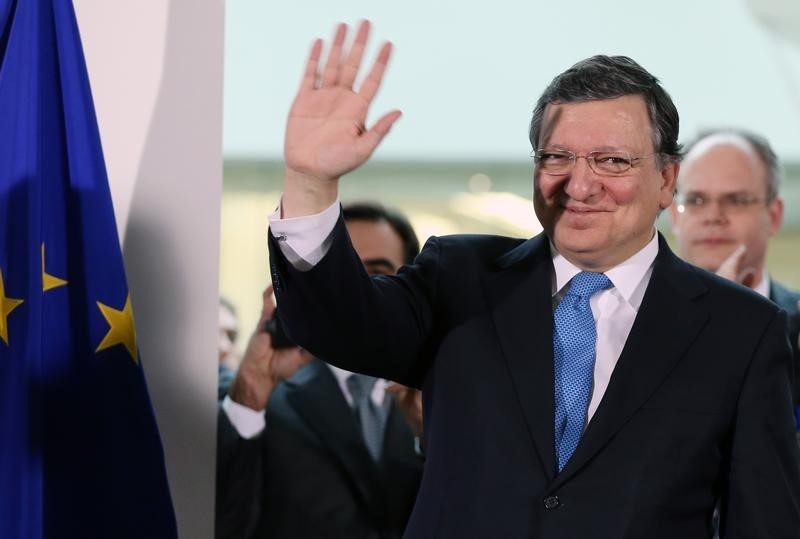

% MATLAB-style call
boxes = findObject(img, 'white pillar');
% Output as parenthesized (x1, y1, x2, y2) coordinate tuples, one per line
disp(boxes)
(74, 2, 224, 537)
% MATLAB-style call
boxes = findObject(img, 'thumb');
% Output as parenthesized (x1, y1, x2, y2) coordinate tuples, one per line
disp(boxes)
(259, 285, 277, 325)
(356, 110, 402, 158)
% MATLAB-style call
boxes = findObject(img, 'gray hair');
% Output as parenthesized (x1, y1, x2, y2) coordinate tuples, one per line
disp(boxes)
(529, 55, 683, 167)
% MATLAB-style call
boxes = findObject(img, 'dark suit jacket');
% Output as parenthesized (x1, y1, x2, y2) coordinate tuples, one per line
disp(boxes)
(216, 359, 423, 539)
(771, 280, 800, 408)
(268, 215, 800, 538)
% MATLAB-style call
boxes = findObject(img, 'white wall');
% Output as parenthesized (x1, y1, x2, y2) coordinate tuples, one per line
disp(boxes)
(74, 2, 224, 537)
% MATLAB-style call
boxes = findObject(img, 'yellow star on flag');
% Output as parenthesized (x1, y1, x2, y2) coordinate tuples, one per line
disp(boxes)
(0, 268, 24, 346)
(42, 243, 68, 292)
(96, 294, 138, 364)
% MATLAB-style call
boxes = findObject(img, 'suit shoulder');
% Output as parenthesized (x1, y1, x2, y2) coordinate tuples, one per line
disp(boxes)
(422, 233, 527, 265)
(771, 280, 800, 317)
(686, 262, 783, 318)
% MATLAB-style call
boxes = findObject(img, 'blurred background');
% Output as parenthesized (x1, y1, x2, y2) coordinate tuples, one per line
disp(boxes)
(221, 0, 800, 355)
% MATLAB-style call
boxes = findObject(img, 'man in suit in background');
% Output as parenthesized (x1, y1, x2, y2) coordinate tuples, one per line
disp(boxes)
(268, 21, 800, 537)
(670, 129, 800, 422)
(216, 202, 424, 539)
(217, 298, 240, 401)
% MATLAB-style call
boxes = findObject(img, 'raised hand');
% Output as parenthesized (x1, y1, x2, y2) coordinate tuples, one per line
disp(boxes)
(282, 21, 401, 217)
(228, 286, 313, 410)
(715, 244, 757, 289)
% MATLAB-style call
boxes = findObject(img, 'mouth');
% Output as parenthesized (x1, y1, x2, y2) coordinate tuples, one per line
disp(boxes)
(694, 238, 734, 246)
(561, 204, 607, 215)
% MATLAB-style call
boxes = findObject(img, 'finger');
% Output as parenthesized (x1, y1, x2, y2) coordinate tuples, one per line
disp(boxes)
(716, 244, 746, 281)
(299, 39, 323, 91)
(299, 349, 314, 363)
(339, 20, 370, 89)
(356, 109, 402, 157)
(357, 41, 392, 102)
(321, 23, 347, 88)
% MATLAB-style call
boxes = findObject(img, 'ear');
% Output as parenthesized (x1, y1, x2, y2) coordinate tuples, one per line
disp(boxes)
(767, 196, 783, 236)
(658, 160, 680, 209)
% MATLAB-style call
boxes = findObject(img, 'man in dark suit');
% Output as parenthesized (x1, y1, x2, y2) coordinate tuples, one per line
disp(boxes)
(669, 129, 800, 421)
(267, 21, 800, 537)
(216, 202, 424, 538)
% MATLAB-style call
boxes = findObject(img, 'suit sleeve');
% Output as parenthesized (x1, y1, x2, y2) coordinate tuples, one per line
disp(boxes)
(721, 310, 800, 537)
(215, 406, 264, 539)
(268, 213, 440, 388)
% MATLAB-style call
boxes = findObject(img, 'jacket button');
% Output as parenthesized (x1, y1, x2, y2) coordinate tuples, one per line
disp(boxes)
(543, 495, 560, 510)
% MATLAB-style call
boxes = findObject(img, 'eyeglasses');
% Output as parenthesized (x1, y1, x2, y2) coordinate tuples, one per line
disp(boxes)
(675, 193, 765, 214)
(532, 148, 658, 176)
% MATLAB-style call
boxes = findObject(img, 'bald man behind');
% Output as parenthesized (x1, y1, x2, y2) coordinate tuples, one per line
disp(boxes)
(670, 129, 800, 418)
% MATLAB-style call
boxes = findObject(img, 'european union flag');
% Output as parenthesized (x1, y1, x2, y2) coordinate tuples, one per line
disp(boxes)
(0, 1, 178, 537)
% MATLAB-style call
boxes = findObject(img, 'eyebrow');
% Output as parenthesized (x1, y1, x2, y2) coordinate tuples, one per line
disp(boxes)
(540, 144, 640, 153)
(681, 189, 754, 197)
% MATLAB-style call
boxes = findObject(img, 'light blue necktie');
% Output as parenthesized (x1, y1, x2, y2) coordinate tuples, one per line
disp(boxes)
(553, 271, 611, 472)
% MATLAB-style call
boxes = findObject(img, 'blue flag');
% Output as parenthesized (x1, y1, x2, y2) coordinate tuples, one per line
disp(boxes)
(0, 1, 178, 537)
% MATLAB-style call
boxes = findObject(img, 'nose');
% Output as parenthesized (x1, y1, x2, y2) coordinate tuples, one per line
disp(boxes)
(563, 157, 602, 201)
(700, 199, 729, 224)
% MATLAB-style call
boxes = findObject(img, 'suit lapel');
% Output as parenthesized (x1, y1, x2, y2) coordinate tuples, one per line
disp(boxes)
(552, 237, 709, 487)
(485, 234, 557, 479)
(285, 360, 383, 509)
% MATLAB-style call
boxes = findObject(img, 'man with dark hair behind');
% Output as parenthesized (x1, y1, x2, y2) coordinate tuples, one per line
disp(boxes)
(670, 128, 800, 426)
(266, 21, 800, 537)
(343, 202, 420, 273)
(216, 201, 423, 539)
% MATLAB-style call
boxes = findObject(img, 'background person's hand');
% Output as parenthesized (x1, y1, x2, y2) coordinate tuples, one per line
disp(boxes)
(715, 244, 757, 289)
(228, 286, 312, 410)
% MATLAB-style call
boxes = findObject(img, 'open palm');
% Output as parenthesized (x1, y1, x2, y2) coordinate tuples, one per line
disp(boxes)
(284, 21, 401, 183)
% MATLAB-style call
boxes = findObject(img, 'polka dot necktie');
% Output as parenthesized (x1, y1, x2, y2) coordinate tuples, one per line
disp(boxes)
(553, 271, 612, 472)
(347, 373, 386, 461)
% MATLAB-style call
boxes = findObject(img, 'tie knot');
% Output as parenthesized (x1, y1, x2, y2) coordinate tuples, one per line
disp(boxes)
(347, 373, 377, 405)
(566, 271, 611, 298)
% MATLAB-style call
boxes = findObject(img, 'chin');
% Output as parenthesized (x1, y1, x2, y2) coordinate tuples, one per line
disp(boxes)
(554, 225, 599, 246)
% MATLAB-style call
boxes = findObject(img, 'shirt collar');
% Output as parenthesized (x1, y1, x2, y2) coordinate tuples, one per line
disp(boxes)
(753, 273, 770, 299)
(551, 229, 659, 305)
(326, 364, 388, 406)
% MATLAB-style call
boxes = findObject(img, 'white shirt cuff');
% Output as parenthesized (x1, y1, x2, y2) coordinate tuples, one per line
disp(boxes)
(268, 199, 340, 269)
(222, 395, 266, 439)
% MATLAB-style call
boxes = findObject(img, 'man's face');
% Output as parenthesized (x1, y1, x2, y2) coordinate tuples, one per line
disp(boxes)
(345, 218, 406, 276)
(669, 137, 783, 280)
(533, 95, 678, 271)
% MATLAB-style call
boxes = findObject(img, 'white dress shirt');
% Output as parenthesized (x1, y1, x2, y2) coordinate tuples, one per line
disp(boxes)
(550, 234, 657, 422)
(266, 199, 659, 427)
(753, 274, 770, 300)
(268, 200, 341, 269)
